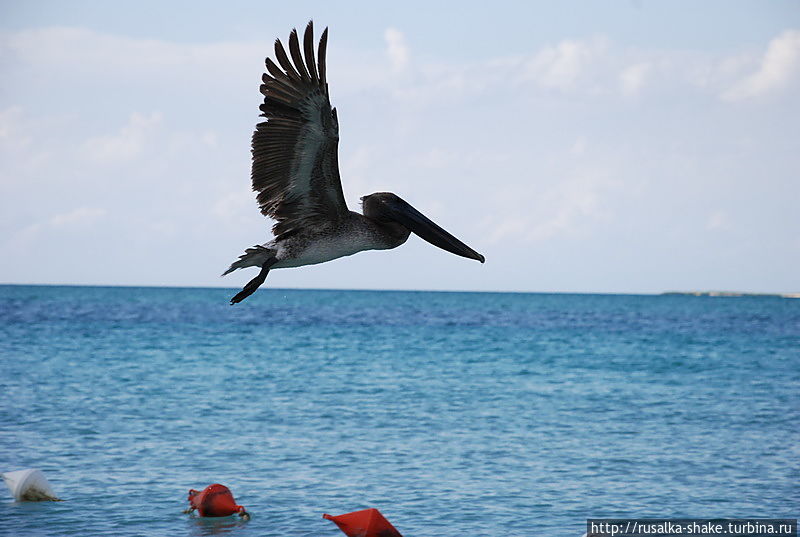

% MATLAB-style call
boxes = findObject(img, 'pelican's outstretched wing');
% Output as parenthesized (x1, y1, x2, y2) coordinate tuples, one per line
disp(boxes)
(252, 21, 347, 239)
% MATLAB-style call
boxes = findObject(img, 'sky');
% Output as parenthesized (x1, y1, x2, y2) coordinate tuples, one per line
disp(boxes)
(1, 1, 799, 294)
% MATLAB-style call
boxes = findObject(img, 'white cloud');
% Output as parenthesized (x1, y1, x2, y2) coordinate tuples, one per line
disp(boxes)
(483, 168, 621, 245)
(4, 25, 796, 110)
(410, 147, 509, 170)
(9, 207, 107, 245)
(339, 144, 381, 208)
(2, 27, 265, 80)
(0, 106, 33, 152)
(384, 27, 409, 72)
(524, 37, 607, 91)
(212, 189, 258, 229)
(722, 29, 800, 101)
(82, 112, 162, 164)
(49, 207, 107, 228)
(619, 62, 651, 96)
(570, 137, 588, 156)
(529, 173, 617, 241)
(707, 210, 731, 231)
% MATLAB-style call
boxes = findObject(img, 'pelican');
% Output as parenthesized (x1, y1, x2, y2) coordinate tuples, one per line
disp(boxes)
(224, 22, 484, 304)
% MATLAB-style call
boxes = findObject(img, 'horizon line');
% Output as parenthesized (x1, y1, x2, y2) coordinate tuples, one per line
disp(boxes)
(1, 282, 797, 298)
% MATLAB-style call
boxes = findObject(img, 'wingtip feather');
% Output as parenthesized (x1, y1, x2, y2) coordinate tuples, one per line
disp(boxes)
(289, 28, 310, 81)
(318, 27, 329, 86)
(304, 20, 319, 82)
(275, 37, 300, 80)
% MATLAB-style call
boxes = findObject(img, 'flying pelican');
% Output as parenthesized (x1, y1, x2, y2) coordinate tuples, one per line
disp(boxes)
(223, 22, 485, 304)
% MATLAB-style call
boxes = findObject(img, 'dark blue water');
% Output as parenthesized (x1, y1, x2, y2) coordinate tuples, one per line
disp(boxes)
(1, 285, 798, 536)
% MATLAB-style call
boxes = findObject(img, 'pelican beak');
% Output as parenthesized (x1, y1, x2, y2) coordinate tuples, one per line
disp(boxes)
(383, 196, 485, 263)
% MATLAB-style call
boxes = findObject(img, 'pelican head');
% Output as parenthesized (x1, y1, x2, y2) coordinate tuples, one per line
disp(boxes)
(361, 192, 485, 263)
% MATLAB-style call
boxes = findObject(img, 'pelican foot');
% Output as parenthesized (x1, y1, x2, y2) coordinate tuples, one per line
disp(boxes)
(230, 259, 275, 304)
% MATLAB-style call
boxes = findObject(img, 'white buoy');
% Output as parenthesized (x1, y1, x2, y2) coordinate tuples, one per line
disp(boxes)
(1, 469, 60, 501)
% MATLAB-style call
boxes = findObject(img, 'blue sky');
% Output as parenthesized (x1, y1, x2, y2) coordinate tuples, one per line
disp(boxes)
(1, 1, 799, 293)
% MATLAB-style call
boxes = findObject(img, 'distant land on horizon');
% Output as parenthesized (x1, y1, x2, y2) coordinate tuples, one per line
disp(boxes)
(662, 291, 800, 298)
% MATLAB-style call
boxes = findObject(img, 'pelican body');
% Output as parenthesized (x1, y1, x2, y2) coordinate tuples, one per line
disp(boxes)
(224, 23, 484, 304)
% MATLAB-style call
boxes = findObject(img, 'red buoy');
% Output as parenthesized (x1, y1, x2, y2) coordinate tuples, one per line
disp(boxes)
(323, 508, 403, 537)
(185, 484, 249, 519)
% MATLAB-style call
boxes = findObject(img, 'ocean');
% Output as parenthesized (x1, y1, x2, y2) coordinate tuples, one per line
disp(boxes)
(1, 285, 798, 536)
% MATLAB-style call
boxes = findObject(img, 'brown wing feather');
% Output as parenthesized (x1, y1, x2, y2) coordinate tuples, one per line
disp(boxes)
(318, 28, 328, 89)
(251, 21, 347, 239)
(289, 29, 310, 81)
(303, 25, 318, 82)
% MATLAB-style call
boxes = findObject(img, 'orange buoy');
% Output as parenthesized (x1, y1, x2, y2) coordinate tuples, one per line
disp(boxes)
(323, 508, 403, 537)
(185, 484, 249, 519)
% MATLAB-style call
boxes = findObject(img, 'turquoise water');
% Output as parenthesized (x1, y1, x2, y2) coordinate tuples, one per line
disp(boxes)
(1, 285, 798, 536)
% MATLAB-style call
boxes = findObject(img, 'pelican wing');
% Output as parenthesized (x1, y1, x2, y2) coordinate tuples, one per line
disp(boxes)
(252, 21, 347, 239)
